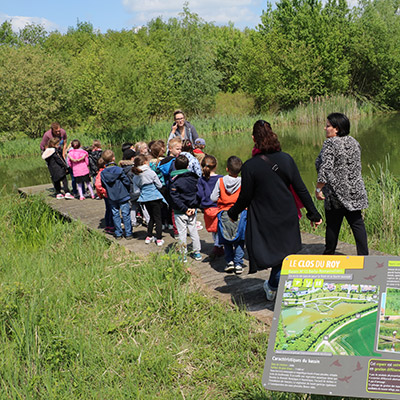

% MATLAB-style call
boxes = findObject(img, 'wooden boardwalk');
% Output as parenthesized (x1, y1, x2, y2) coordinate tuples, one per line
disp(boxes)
(19, 183, 384, 325)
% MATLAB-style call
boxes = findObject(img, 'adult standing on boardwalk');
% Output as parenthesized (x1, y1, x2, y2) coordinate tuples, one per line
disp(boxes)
(40, 122, 68, 158)
(228, 120, 322, 301)
(167, 110, 199, 145)
(315, 112, 369, 256)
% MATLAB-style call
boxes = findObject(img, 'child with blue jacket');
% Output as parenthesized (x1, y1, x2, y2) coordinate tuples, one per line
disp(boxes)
(132, 155, 166, 246)
(169, 155, 202, 261)
(100, 150, 133, 240)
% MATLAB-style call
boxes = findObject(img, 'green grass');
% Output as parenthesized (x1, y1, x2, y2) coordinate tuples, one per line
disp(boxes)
(0, 94, 379, 159)
(0, 193, 378, 399)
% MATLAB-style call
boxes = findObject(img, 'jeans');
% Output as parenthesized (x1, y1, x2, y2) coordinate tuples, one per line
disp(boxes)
(224, 240, 244, 265)
(110, 200, 132, 237)
(268, 262, 282, 291)
(104, 197, 113, 228)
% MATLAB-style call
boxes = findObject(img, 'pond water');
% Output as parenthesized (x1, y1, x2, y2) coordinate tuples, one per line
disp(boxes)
(2, 113, 400, 193)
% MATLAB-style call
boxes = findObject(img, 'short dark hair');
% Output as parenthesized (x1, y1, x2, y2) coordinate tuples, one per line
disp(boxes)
(71, 139, 80, 149)
(121, 142, 134, 152)
(227, 156, 242, 176)
(175, 155, 189, 170)
(327, 113, 350, 137)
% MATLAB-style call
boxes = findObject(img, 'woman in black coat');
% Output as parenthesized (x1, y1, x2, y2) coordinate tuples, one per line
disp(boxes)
(228, 120, 322, 301)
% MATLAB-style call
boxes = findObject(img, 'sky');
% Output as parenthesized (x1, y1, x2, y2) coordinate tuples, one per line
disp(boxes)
(0, 0, 270, 33)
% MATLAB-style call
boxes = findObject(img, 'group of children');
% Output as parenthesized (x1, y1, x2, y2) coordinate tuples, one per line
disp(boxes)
(43, 135, 247, 274)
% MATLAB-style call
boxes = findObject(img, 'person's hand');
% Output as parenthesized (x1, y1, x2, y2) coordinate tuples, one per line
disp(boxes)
(315, 189, 325, 200)
(310, 219, 323, 230)
(171, 123, 178, 134)
(186, 208, 195, 216)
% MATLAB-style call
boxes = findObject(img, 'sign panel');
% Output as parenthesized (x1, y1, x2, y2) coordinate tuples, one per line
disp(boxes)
(262, 255, 400, 399)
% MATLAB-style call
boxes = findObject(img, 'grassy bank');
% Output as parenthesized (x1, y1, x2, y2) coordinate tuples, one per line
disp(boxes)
(1, 193, 271, 399)
(1, 195, 379, 399)
(0, 95, 379, 159)
(300, 160, 400, 256)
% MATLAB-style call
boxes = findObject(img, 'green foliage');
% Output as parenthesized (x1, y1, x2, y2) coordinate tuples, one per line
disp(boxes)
(0, 45, 71, 138)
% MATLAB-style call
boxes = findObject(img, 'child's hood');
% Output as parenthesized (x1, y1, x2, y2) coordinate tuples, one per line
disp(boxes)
(68, 148, 87, 161)
(42, 148, 56, 160)
(222, 175, 241, 194)
(101, 165, 124, 184)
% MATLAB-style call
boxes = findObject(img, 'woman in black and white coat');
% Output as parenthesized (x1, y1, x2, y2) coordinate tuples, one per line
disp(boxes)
(315, 112, 369, 255)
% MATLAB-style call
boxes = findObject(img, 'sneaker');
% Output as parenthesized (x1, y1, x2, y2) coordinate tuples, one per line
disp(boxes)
(91, 195, 96, 199)
(56, 193, 64, 199)
(79, 196, 85, 201)
(224, 261, 235, 272)
(125, 235, 134, 240)
(145, 236, 155, 244)
(192, 252, 202, 261)
(263, 281, 277, 301)
(234, 264, 243, 275)
(64, 192, 74, 199)
(115, 235, 123, 241)
(181, 254, 188, 263)
(196, 224, 203, 230)
(156, 239, 164, 247)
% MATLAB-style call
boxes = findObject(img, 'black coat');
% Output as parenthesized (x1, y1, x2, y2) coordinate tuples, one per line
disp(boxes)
(228, 152, 321, 273)
(42, 148, 68, 182)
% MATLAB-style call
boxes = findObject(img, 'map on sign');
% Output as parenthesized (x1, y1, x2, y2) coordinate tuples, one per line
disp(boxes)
(262, 255, 400, 399)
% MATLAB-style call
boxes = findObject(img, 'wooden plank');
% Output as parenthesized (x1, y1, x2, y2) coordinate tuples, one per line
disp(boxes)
(19, 183, 385, 327)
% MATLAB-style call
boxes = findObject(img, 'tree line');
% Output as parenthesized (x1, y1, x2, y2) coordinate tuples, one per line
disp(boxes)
(0, 0, 399, 138)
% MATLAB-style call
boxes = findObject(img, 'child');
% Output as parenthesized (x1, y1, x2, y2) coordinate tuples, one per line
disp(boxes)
(100, 150, 133, 240)
(135, 141, 149, 156)
(88, 140, 103, 185)
(149, 140, 169, 229)
(169, 155, 202, 261)
(132, 155, 166, 246)
(193, 138, 206, 164)
(181, 139, 202, 177)
(197, 155, 224, 259)
(95, 157, 114, 234)
(158, 137, 182, 236)
(67, 139, 95, 200)
(210, 156, 245, 274)
(119, 148, 146, 228)
(42, 137, 74, 199)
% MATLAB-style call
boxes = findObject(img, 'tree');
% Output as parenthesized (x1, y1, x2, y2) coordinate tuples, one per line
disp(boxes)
(0, 45, 71, 137)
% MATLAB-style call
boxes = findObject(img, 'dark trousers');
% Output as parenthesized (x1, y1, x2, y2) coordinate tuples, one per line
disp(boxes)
(145, 199, 163, 240)
(53, 176, 69, 194)
(324, 208, 368, 255)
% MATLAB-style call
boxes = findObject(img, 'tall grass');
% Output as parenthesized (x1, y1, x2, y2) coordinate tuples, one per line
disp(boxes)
(300, 159, 400, 255)
(0, 95, 379, 159)
(0, 195, 379, 399)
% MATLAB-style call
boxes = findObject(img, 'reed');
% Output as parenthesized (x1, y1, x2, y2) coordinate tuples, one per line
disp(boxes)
(0, 95, 378, 159)
(300, 158, 400, 255)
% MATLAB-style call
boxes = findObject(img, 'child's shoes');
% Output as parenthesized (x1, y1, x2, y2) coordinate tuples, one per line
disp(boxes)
(145, 236, 155, 244)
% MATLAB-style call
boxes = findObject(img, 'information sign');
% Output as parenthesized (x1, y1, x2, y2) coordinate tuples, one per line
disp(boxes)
(262, 255, 400, 398)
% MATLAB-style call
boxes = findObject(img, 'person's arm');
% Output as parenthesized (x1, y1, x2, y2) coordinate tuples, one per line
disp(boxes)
(152, 171, 163, 189)
(288, 156, 322, 223)
(316, 140, 335, 201)
(169, 180, 187, 213)
(40, 131, 50, 151)
(209, 178, 221, 203)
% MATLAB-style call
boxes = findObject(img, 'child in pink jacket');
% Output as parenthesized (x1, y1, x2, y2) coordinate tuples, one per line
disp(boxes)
(67, 139, 95, 200)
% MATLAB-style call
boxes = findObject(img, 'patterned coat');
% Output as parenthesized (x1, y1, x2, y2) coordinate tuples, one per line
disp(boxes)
(315, 136, 368, 211)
